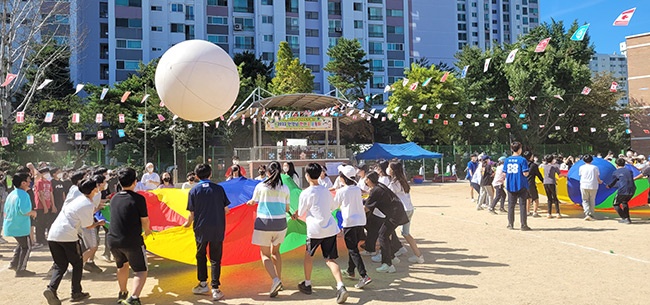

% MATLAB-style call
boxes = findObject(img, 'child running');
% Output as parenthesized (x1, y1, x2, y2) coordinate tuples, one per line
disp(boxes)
(246, 161, 290, 298)
(293, 163, 349, 304)
(333, 165, 372, 289)
(607, 158, 636, 224)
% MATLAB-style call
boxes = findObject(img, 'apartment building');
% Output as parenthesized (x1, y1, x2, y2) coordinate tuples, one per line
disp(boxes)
(589, 52, 628, 106)
(625, 33, 650, 152)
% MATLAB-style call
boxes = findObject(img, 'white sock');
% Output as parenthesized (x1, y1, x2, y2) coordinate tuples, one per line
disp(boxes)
(200, 281, 207, 286)
(336, 282, 344, 289)
(304, 280, 312, 286)
(131, 296, 139, 299)
(273, 277, 280, 283)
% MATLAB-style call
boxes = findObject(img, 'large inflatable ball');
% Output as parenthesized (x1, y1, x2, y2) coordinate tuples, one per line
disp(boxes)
(155, 40, 240, 122)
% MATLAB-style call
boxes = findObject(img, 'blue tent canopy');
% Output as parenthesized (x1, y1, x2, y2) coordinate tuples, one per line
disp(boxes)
(355, 142, 442, 160)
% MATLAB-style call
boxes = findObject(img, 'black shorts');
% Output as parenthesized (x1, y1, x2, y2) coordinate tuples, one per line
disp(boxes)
(527, 184, 539, 200)
(111, 246, 148, 272)
(343, 226, 365, 250)
(306, 235, 338, 259)
(615, 194, 633, 206)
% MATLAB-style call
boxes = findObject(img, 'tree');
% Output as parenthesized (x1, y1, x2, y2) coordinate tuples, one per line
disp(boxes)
(233, 51, 273, 84)
(1, 1, 77, 138)
(386, 64, 464, 143)
(270, 42, 313, 94)
(324, 38, 372, 104)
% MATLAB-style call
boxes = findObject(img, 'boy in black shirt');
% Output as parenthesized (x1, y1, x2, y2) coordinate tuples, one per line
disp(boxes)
(607, 158, 636, 224)
(107, 168, 151, 305)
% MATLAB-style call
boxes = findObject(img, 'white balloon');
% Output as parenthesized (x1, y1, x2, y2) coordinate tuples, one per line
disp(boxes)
(155, 40, 240, 122)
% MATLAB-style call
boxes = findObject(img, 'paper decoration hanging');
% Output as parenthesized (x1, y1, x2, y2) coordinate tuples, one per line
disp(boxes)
(626, 129, 631, 134)
(571, 24, 590, 41)
(157, 114, 165, 121)
(590, 127, 596, 133)
(508, 95, 515, 101)
(118, 129, 126, 138)
(553, 95, 564, 101)
(610, 82, 618, 92)
(613, 8, 636, 26)
(458, 121, 463, 126)
(443, 120, 448, 125)
(505, 49, 519, 63)
(555, 126, 561, 131)
(26, 135, 34, 145)
(121, 91, 131, 103)
(138, 114, 144, 123)
(519, 114, 526, 118)
(434, 114, 440, 119)
(1, 73, 18, 87)
(483, 58, 491, 72)
(74, 84, 84, 94)
(44, 112, 54, 123)
(381, 117, 386, 122)
(440, 72, 449, 83)
(159, 101, 165, 107)
(51, 134, 59, 143)
(100, 88, 109, 100)
(0, 137, 9, 146)
(97, 130, 104, 139)
(505, 123, 511, 129)
(36, 79, 53, 90)
(420, 105, 427, 111)
(539, 125, 545, 129)
(573, 127, 579, 133)
(422, 77, 433, 87)
(465, 114, 472, 119)
(461, 65, 469, 78)
(71, 113, 80, 123)
(534, 38, 551, 52)
(118, 113, 125, 123)
(384, 85, 391, 93)
(16, 111, 25, 123)
(644, 130, 650, 134)
(215, 121, 220, 128)
(409, 82, 418, 91)
(95, 113, 103, 123)
(501, 114, 507, 118)
(412, 119, 417, 123)
(601, 114, 608, 117)
(436, 103, 443, 109)
(427, 119, 433, 124)
(522, 124, 528, 130)
(402, 78, 409, 86)
(489, 123, 494, 127)
(530, 96, 537, 100)
(474, 122, 480, 127)
(581, 87, 591, 95)
(75, 132, 82, 140)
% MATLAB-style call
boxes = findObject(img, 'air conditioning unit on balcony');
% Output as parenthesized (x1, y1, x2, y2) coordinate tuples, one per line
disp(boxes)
(335, 27, 342, 32)
(234, 23, 243, 31)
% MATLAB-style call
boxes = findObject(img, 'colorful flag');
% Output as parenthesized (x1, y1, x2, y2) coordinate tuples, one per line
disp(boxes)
(384, 85, 391, 93)
(450, 114, 456, 118)
(522, 124, 528, 130)
(0, 137, 9, 146)
(44, 112, 54, 123)
(590, 127, 596, 133)
(461, 65, 469, 78)
(644, 129, 650, 134)
(412, 118, 417, 123)
(505, 123, 511, 129)
(626, 129, 631, 134)
(519, 114, 526, 118)
(422, 77, 433, 87)
(26, 135, 34, 145)
(483, 114, 489, 118)
(119, 113, 125, 123)
(581, 87, 591, 95)
(501, 114, 507, 118)
(97, 130, 104, 140)
(157, 114, 165, 121)
(571, 24, 590, 41)
(51, 134, 59, 143)
(427, 119, 433, 124)
(573, 127, 579, 133)
(1, 73, 18, 87)
(159, 101, 165, 107)
(16, 111, 25, 123)
(172, 115, 179, 120)
(539, 125, 545, 129)
(530, 96, 537, 100)
(215, 121, 220, 128)
(443, 120, 448, 125)
(610, 81, 618, 92)
(436, 103, 443, 110)
(483, 58, 491, 72)
(100, 88, 109, 100)
(578, 113, 586, 116)
(505, 49, 519, 63)
(121, 91, 131, 103)
(402, 78, 409, 86)
(381, 117, 386, 122)
(474, 122, 480, 127)
(71, 113, 80, 123)
(613, 8, 636, 26)
(434, 114, 440, 119)
(601, 114, 608, 117)
(138, 114, 144, 123)
(420, 105, 427, 111)
(74, 84, 84, 95)
(535, 38, 551, 53)
(607, 128, 614, 132)
(95, 113, 103, 123)
(553, 95, 564, 101)
(118, 129, 126, 138)
(75, 132, 82, 140)
(440, 72, 449, 83)
(458, 121, 463, 126)
(36, 79, 53, 90)
(489, 122, 494, 127)
(141, 94, 150, 104)
(417, 113, 424, 119)
(465, 114, 472, 119)
(409, 82, 418, 91)
(555, 126, 561, 131)
(508, 95, 515, 101)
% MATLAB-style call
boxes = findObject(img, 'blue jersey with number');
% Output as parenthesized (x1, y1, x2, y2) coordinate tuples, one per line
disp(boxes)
(503, 155, 530, 192)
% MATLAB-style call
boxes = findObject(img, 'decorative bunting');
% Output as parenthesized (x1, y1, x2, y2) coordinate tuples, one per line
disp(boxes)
(37, 79, 53, 90)
(51, 134, 59, 143)
(626, 129, 631, 134)
(436, 103, 443, 110)
(553, 95, 564, 101)
(519, 114, 526, 119)
(434, 114, 440, 119)
(483, 58, 491, 72)
(613, 8, 636, 26)
(530, 96, 537, 100)
(573, 127, 579, 133)
(215, 121, 220, 128)
(384, 85, 392, 93)
(159, 101, 165, 107)
(26, 135, 34, 145)
(534, 38, 551, 53)
(97, 130, 104, 140)
(409, 82, 419, 91)
(157, 114, 165, 121)
(458, 121, 463, 126)
(555, 126, 561, 130)
(489, 123, 494, 127)
(505, 49, 519, 63)
(581, 87, 591, 95)
(137, 114, 144, 123)
(610, 81, 618, 92)
(16, 111, 25, 123)
(1, 73, 18, 87)
(74, 84, 84, 95)
(71, 113, 80, 123)
(443, 120, 448, 125)
(571, 24, 590, 41)
(100, 88, 109, 100)
(505, 123, 511, 129)
(522, 124, 528, 130)
(644, 129, 650, 134)
(590, 127, 596, 133)
(422, 77, 433, 87)
(501, 114, 507, 119)
(44, 112, 54, 123)
(420, 105, 427, 111)
(539, 125, 545, 129)
(0, 137, 9, 146)
(75, 132, 82, 140)
(118, 129, 126, 138)
(461, 65, 469, 78)
(121, 91, 131, 103)
(95, 113, 103, 123)
(508, 95, 515, 101)
(474, 122, 480, 127)
(440, 72, 449, 83)
(402, 78, 409, 86)
(117, 113, 125, 123)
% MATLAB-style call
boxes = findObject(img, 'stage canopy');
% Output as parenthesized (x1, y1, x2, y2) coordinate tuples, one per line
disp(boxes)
(355, 142, 442, 160)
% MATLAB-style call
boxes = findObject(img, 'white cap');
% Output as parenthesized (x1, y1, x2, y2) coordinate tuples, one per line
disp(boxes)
(338, 165, 357, 181)
(146, 162, 154, 168)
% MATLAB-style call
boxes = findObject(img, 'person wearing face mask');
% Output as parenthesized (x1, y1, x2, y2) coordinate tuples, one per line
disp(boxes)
(140, 163, 160, 190)
(182, 172, 197, 189)
(224, 156, 247, 178)
(158, 172, 175, 189)
(50, 168, 66, 216)
(34, 167, 56, 247)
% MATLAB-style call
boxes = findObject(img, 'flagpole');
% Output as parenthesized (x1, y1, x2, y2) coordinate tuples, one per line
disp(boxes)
(202, 124, 206, 163)
(144, 85, 148, 167)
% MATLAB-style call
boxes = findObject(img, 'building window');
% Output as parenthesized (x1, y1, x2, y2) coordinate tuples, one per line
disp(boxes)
(369, 41, 383, 54)
(328, 37, 339, 48)
(151, 6, 162, 11)
(116, 18, 142, 28)
(306, 11, 319, 19)
(458, 23, 467, 31)
(207, 16, 227, 25)
(116, 0, 142, 7)
(171, 3, 183, 12)
(286, 17, 299, 31)
(354, 20, 363, 29)
(371, 59, 384, 72)
(207, 0, 227, 5)
(170, 23, 184, 33)
(116, 60, 140, 70)
(368, 0, 382, 3)
(457, 14, 466, 21)
(116, 39, 142, 49)
(54, 14, 69, 24)
(458, 42, 466, 50)
(286, 35, 299, 49)
(100, 43, 109, 59)
(371, 76, 384, 89)
(306, 29, 319, 37)
(306, 64, 320, 72)
(328, 2, 341, 15)
(185, 25, 195, 40)
(387, 43, 403, 51)
(368, 7, 383, 20)
(100, 23, 108, 38)
(261, 52, 274, 61)
(285, 0, 298, 13)
(387, 26, 403, 34)
(100, 64, 109, 80)
(306, 47, 319, 55)
(234, 0, 254, 13)
(388, 60, 404, 67)
(185, 5, 194, 20)
(353, 3, 362, 11)
(368, 24, 383, 37)
(457, 3, 466, 11)
(328, 19, 342, 33)
(262, 15, 273, 24)
(234, 17, 254, 31)
(234, 36, 254, 49)
(262, 0, 273, 4)
(263, 34, 273, 42)
(100, 2, 109, 17)
(387, 9, 403, 17)
(458, 33, 467, 40)
(151, 26, 162, 31)
(207, 35, 228, 44)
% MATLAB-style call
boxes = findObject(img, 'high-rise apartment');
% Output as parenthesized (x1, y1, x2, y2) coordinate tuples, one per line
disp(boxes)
(589, 53, 628, 106)
(71, 0, 410, 100)
(409, 0, 540, 67)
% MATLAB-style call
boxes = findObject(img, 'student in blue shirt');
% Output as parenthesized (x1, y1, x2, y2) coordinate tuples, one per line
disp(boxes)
(466, 154, 479, 201)
(183, 163, 230, 301)
(3, 172, 37, 276)
(607, 158, 636, 224)
(503, 142, 531, 231)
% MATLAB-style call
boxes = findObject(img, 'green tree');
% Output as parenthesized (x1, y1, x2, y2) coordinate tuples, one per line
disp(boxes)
(324, 38, 372, 103)
(270, 42, 314, 94)
(386, 64, 464, 143)
(233, 51, 273, 83)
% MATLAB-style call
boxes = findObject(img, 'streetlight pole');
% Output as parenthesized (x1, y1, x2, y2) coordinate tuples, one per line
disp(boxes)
(144, 85, 148, 166)
(203, 123, 206, 162)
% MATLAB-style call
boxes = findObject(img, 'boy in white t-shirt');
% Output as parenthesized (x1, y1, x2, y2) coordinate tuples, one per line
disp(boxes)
(293, 163, 349, 304)
(334, 165, 372, 289)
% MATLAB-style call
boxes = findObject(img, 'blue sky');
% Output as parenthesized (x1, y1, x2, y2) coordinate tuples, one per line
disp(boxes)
(541, 0, 650, 54)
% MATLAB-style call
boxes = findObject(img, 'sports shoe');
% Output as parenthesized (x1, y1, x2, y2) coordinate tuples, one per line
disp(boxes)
(532, 213, 540, 218)
(84, 262, 103, 273)
(506, 224, 514, 230)
(488, 209, 498, 215)
(102, 255, 113, 263)
(476, 206, 483, 211)
(392, 257, 400, 265)
(43, 288, 61, 305)
(394, 247, 408, 257)
(117, 291, 129, 303)
(371, 253, 382, 263)
(408, 255, 425, 264)
(547, 214, 553, 219)
(32, 243, 44, 249)
(618, 219, 628, 223)
(499, 208, 507, 212)
(521, 226, 532, 231)
(556, 214, 562, 219)
(119, 296, 140, 305)
(269, 278, 282, 298)
(626, 218, 632, 224)
(0, 237, 8, 244)
(341, 270, 356, 279)
(212, 289, 225, 301)
(15, 269, 36, 277)
(360, 250, 376, 256)
(336, 286, 349, 304)
(354, 275, 372, 289)
(376, 263, 396, 273)
(192, 283, 209, 295)
(298, 281, 312, 295)
(584, 216, 594, 221)
(71, 292, 90, 302)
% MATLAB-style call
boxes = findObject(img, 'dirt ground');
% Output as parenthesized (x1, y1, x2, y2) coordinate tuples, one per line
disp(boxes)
(2, 181, 650, 304)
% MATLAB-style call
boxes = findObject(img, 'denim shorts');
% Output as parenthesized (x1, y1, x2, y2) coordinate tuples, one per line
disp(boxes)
(401, 210, 414, 236)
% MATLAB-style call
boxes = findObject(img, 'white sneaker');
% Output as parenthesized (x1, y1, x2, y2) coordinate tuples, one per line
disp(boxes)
(212, 288, 225, 301)
(371, 253, 382, 263)
(394, 247, 408, 257)
(376, 263, 396, 273)
(392, 257, 400, 265)
(408, 255, 425, 264)
(360, 250, 376, 256)
(0, 237, 7, 244)
(269, 278, 282, 298)
(192, 283, 209, 295)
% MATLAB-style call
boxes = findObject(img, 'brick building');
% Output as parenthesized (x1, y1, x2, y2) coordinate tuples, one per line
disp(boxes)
(626, 32, 650, 152)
